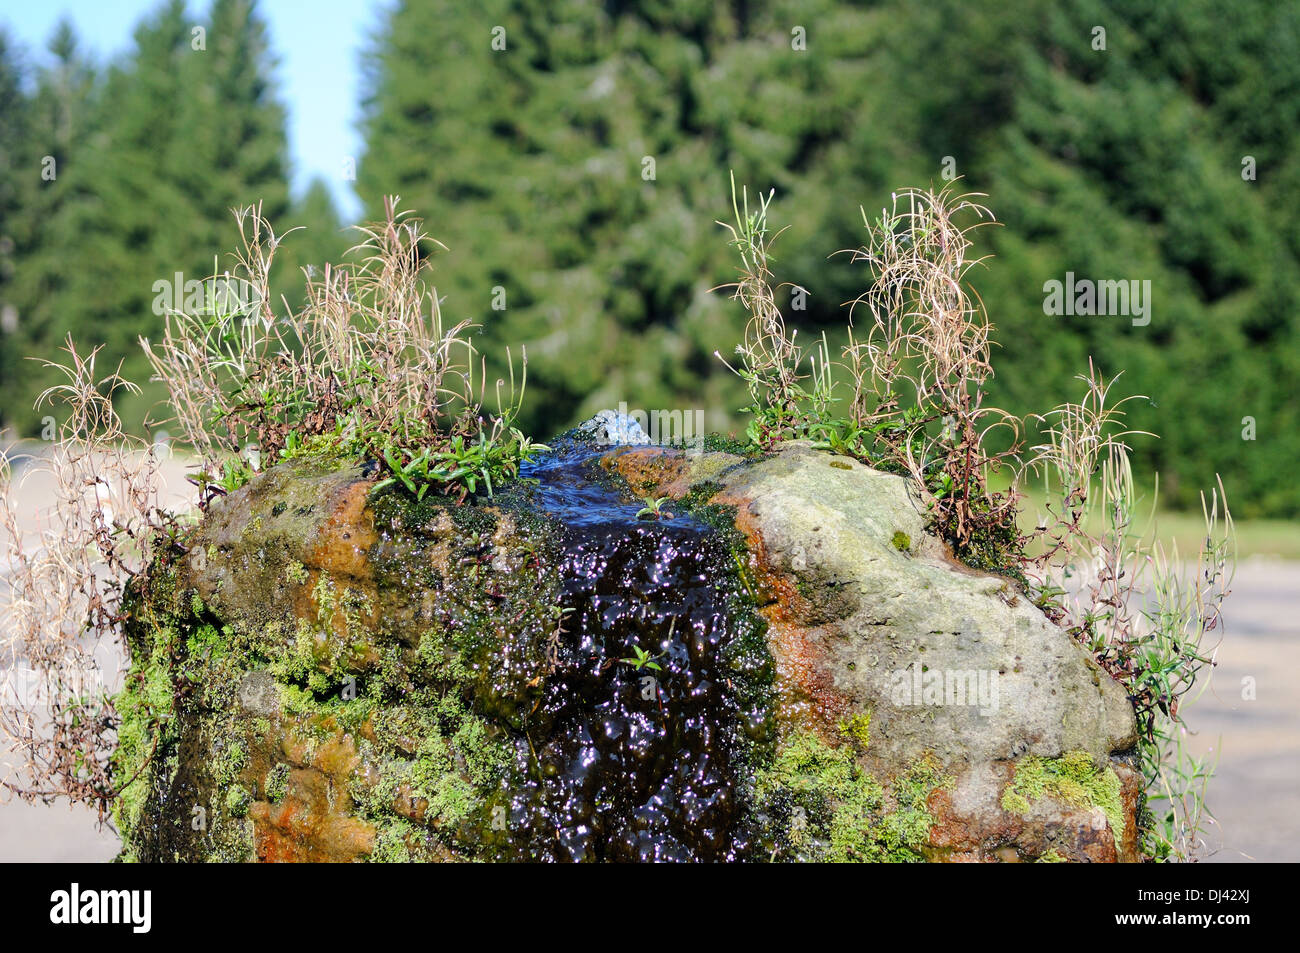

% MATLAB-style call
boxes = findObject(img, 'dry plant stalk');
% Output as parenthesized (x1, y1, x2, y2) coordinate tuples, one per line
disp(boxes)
(1021, 360, 1152, 618)
(140, 197, 503, 484)
(1, 339, 167, 816)
(843, 185, 1020, 548)
(1026, 364, 1233, 859)
(714, 180, 1023, 560)
(712, 173, 807, 445)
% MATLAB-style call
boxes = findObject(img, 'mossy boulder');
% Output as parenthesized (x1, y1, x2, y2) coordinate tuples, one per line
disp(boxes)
(113, 429, 1142, 862)
(602, 440, 1142, 861)
(114, 455, 565, 862)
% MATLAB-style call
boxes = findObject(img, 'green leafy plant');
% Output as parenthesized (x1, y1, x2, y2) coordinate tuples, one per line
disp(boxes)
(635, 495, 674, 521)
(211, 458, 256, 495)
(619, 644, 663, 672)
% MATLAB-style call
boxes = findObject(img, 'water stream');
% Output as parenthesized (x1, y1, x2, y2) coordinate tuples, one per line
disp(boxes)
(488, 441, 773, 861)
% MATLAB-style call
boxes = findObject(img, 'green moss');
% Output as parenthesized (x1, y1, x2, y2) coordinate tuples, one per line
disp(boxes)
(279, 432, 355, 463)
(1037, 847, 1067, 863)
(1002, 789, 1032, 814)
(450, 502, 499, 536)
(1001, 750, 1125, 851)
(111, 558, 259, 863)
(700, 433, 758, 456)
(265, 637, 516, 860)
(370, 817, 418, 862)
(184, 622, 227, 664)
(753, 730, 948, 862)
(285, 560, 309, 585)
(269, 617, 327, 690)
(265, 762, 290, 803)
(210, 734, 248, 788)
(312, 576, 336, 621)
(111, 576, 183, 847)
(225, 785, 252, 818)
(891, 531, 911, 552)
(368, 693, 509, 829)
(345, 686, 515, 861)
(262, 575, 377, 694)
(837, 710, 872, 749)
(937, 496, 1026, 582)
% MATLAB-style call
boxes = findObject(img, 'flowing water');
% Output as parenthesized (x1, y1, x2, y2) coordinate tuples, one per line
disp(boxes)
(485, 441, 774, 861)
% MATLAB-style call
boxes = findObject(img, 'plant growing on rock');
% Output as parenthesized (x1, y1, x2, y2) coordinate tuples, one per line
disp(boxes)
(717, 180, 1022, 572)
(141, 196, 544, 503)
(3, 198, 548, 826)
(1024, 363, 1233, 861)
(635, 495, 673, 521)
(713, 173, 833, 448)
(714, 179, 1236, 861)
(839, 186, 1023, 568)
(619, 644, 663, 672)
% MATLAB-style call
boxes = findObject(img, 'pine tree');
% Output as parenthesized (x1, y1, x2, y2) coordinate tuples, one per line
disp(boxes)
(358, 0, 1300, 515)
(0, 21, 102, 432)
(0, 30, 34, 420)
(357, 0, 888, 437)
(5, 0, 294, 433)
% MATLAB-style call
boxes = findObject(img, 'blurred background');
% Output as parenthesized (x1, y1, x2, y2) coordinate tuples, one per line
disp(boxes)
(0, 0, 1296, 860)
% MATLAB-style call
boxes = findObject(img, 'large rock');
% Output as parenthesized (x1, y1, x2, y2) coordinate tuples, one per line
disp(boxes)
(112, 427, 1142, 863)
(604, 440, 1141, 861)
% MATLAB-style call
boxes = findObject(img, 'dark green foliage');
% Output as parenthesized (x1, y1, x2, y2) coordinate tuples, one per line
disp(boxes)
(0, 2, 344, 434)
(356, 0, 896, 439)
(2, 0, 1296, 516)
(357, 0, 1300, 517)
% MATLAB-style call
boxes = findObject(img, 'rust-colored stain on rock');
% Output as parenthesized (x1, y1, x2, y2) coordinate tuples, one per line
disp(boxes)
(308, 478, 380, 580)
(296, 477, 383, 638)
(711, 484, 853, 737)
(600, 447, 699, 499)
(926, 760, 1141, 863)
(249, 725, 376, 863)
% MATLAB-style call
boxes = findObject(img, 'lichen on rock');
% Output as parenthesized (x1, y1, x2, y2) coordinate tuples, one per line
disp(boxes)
(751, 729, 949, 862)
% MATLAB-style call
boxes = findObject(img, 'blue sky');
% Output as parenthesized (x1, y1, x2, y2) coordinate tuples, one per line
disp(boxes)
(1, 0, 384, 221)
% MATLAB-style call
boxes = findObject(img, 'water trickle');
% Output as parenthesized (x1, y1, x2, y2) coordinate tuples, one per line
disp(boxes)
(488, 440, 774, 861)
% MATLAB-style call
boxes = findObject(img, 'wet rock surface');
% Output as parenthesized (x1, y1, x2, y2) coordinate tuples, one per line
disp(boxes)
(114, 421, 1141, 862)
(606, 442, 1137, 764)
